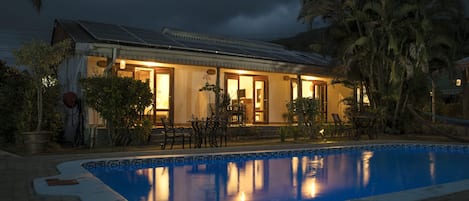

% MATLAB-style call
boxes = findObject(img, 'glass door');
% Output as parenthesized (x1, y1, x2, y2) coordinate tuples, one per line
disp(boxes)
(291, 79, 327, 122)
(154, 68, 173, 124)
(254, 76, 268, 123)
(225, 73, 269, 124)
(135, 67, 155, 119)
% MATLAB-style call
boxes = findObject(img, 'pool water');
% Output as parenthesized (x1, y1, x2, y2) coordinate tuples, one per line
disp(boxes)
(85, 145, 469, 201)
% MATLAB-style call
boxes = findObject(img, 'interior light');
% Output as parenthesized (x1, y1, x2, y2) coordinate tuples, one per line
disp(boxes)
(120, 60, 126, 69)
(237, 70, 247, 75)
(141, 61, 163, 67)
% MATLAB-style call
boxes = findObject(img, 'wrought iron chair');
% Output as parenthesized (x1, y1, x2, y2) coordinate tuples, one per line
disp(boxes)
(160, 117, 192, 149)
(331, 113, 352, 137)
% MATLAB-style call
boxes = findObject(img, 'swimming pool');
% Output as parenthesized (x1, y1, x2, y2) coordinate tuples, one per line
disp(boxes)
(77, 144, 469, 201)
(33, 143, 469, 201)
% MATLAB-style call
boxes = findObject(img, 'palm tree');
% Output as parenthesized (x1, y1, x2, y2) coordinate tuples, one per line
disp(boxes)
(298, 0, 464, 132)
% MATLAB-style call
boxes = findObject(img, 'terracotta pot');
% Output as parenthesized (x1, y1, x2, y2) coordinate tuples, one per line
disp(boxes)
(22, 131, 50, 154)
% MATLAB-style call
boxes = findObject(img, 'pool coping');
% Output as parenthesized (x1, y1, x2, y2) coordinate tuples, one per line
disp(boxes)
(33, 142, 469, 201)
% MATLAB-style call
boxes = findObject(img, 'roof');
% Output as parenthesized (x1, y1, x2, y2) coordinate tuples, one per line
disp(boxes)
(53, 19, 331, 67)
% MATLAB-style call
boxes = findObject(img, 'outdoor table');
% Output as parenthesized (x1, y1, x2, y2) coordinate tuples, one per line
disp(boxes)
(352, 115, 377, 140)
(189, 118, 220, 148)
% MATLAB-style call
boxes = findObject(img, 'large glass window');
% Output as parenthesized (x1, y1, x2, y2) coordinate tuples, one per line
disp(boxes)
(225, 73, 268, 124)
(291, 79, 328, 121)
(118, 66, 173, 125)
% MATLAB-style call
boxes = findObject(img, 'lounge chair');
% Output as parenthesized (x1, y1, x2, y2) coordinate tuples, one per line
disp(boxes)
(160, 118, 192, 149)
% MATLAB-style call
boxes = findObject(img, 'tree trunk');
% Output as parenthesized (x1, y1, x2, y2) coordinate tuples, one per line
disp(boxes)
(391, 72, 406, 130)
(35, 85, 43, 132)
(463, 68, 469, 119)
(431, 77, 436, 123)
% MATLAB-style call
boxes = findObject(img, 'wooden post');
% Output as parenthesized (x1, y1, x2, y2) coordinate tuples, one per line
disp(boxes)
(297, 74, 303, 127)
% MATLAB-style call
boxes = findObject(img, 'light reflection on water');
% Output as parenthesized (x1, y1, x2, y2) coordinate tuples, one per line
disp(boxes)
(89, 150, 469, 201)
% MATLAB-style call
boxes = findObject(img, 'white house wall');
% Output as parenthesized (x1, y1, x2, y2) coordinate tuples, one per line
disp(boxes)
(79, 56, 350, 127)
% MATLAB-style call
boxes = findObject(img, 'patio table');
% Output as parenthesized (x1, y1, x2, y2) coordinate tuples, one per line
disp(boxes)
(189, 118, 220, 148)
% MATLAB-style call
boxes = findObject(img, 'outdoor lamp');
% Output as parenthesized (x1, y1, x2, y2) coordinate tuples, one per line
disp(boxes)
(120, 60, 126, 69)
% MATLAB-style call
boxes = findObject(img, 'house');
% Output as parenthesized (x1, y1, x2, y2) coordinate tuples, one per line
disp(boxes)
(51, 19, 352, 138)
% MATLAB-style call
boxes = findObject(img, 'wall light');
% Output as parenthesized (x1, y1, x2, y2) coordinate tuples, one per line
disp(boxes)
(140, 61, 163, 67)
(456, 79, 462, 87)
(120, 60, 126, 69)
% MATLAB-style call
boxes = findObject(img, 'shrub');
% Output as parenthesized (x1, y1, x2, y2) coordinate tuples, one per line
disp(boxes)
(0, 61, 32, 143)
(81, 76, 152, 146)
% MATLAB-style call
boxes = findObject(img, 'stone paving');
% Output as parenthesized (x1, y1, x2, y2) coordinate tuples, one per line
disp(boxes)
(2, 141, 469, 201)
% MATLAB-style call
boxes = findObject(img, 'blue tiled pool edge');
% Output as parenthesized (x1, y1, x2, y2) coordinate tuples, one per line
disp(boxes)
(34, 143, 469, 201)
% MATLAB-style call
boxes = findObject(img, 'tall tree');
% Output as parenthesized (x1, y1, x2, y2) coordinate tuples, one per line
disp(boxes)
(299, 0, 464, 132)
(14, 40, 71, 131)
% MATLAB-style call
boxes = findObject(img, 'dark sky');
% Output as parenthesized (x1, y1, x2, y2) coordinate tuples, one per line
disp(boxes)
(0, 0, 324, 64)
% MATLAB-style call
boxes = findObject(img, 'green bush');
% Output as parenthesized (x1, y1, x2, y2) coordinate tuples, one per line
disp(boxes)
(132, 119, 152, 145)
(285, 97, 321, 139)
(81, 76, 152, 146)
(0, 62, 32, 143)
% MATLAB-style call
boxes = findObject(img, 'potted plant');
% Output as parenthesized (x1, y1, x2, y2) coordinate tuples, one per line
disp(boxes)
(13, 39, 71, 153)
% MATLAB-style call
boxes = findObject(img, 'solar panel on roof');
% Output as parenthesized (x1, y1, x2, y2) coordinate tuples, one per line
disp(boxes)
(78, 20, 146, 45)
(171, 38, 250, 56)
(121, 26, 180, 47)
(70, 20, 330, 66)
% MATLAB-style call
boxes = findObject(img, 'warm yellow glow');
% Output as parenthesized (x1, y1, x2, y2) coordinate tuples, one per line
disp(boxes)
(292, 157, 299, 186)
(238, 191, 246, 201)
(292, 81, 298, 100)
(239, 161, 254, 194)
(456, 79, 462, 87)
(303, 178, 318, 198)
(361, 151, 374, 186)
(302, 75, 320, 81)
(302, 80, 313, 98)
(135, 67, 155, 114)
(136, 167, 169, 201)
(236, 70, 248, 75)
(227, 162, 239, 195)
(240, 76, 253, 99)
(302, 156, 308, 174)
(254, 160, 264, 190)
(140, 61, 163, 67)
(120, 60, 126, 69)
(429, 153, 436, 182)
(156, 74, 170, 109)
(227, 79, 239, 100)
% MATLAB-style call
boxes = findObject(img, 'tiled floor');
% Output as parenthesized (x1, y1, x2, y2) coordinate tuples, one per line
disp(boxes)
(2, 141, 469, 201)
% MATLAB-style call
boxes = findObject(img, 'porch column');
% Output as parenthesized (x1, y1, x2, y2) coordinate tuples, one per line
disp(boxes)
(297, 73, 303, 126)
(297, 74, 302, 98)
(215, 66, 221, 118)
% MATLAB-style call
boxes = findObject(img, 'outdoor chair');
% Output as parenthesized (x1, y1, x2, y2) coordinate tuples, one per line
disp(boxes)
(331, 113, 352, 137)
(217, 119, 229, 147)
(160, 118, 192, 149)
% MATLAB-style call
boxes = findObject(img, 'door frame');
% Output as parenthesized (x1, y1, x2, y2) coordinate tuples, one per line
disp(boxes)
(224, 73, 269, 124)
(117, 65, 174, 125)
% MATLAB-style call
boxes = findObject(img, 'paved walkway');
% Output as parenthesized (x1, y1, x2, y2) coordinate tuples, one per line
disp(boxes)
(2, 141, 469, 201)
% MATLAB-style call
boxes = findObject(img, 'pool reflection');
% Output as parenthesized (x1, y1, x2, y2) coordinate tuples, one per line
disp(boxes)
(89, 150, 467, 201)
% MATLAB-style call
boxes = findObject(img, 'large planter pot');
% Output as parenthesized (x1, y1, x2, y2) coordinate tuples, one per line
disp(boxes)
(22, 131, 50, 154)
